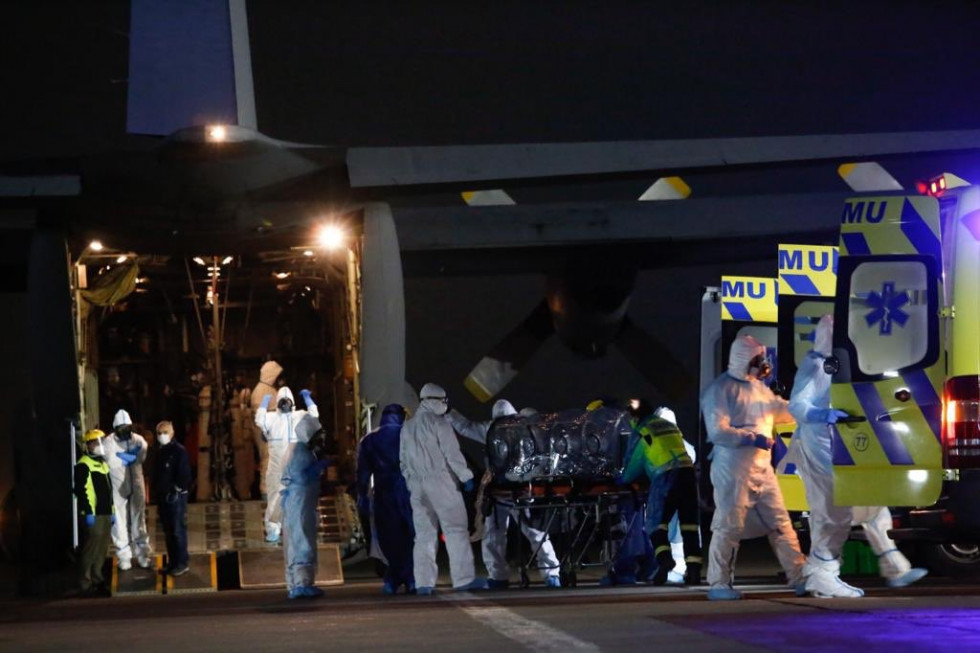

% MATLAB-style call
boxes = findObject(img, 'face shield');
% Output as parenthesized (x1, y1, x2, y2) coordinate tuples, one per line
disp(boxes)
(87, 438, 107, 458)
(421, 396, 449, 415)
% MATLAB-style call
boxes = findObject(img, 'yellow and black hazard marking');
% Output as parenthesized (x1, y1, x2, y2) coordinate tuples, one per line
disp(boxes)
(721, 276, 777, 322)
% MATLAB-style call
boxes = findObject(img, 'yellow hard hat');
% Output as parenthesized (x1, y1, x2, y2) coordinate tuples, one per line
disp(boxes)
(83, 428, 106, 442)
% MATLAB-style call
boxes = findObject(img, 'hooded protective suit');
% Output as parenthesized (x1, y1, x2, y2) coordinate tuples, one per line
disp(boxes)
(400, 383, 477, 590)
(280, 412, 326, 598)
(788, 315, 925, 595)
(104, 409, 151, 568)
(250, 360, 283, 497)
(255, 386, 319, 542)
(701, 335, 805, 597)
(450, 400, 561, 586)
(357, 404, 415, 593)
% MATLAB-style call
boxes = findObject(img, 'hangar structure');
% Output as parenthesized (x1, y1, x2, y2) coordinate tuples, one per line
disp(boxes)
(4, 0, 980, 578)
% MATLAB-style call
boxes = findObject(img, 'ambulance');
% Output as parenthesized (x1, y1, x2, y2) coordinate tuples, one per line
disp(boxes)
(824, 175, 980, 575)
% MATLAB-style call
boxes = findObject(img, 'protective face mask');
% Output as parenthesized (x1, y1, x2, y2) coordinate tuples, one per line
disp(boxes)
(89, 441, 106, 458)
(423, 397, 449, 416)
(278, 398, 294, 413)
(748, 354, 772, 380)
(115, 425, 133, 441)
(158, 433, 173, 446)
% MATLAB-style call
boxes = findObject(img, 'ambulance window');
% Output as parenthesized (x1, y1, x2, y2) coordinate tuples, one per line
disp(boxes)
(847, 260, 931, 376)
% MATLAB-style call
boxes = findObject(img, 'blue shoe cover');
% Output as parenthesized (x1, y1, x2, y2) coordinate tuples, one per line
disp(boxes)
(616, 575, 637, 585)
(454, 578, 489, 591)
(794, 582, 808, 597)
(287, 588, 304, 599)
(301, 586, 324, 598)
(707, 586, 742, 601)
(383, 581, 397, 595)
(545, 576, 562, 588)
(887, 567, 928, 588)
(487, 579, 510, 590)
(405, 582, 417, 595)
(416, 586, 434, 596)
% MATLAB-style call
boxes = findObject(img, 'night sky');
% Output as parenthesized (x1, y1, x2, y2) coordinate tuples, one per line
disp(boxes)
(4, 0, 980, 432)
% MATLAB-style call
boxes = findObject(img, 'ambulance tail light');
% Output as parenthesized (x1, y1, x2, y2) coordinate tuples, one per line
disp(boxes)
(943, 376, 980, 468)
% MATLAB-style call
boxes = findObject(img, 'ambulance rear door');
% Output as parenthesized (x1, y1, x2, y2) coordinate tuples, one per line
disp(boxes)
(829, 196, 944, 507)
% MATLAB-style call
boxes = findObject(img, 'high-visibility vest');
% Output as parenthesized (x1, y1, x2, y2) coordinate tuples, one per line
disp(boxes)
(78, 455, 112, 516)
(633, 417, 693, 475)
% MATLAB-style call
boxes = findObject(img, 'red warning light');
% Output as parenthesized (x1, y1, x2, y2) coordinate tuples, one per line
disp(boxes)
(916, 181, 928, 195)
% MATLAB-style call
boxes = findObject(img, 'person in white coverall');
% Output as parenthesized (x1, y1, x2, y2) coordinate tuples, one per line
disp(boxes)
(255, 386, 319, 543)
(400, 383, 487, 595)
(701, 334, 807, 600)
(104, 409, 152, 570)
(788, 315, 927, 597)
(450, 399, 562, 588)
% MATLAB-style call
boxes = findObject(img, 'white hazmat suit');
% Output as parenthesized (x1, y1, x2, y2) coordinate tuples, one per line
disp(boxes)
(788, 315, 926, 595)
(450, 399, 561, 586)
(701, 335, 806, 599)
(255, 386, 319, 542)
(105, 409, 151, 569)
(400, 383, 480, 592)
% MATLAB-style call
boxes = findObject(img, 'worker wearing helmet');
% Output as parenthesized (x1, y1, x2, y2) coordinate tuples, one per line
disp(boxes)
(104, 409, 151, 570)
(74, 429, 114, 596)
(700, 334, 806, 600)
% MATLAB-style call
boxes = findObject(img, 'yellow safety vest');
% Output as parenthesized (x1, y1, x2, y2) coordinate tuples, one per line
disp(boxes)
(78, 455, 111, 515)
(634, 417, 693, 474)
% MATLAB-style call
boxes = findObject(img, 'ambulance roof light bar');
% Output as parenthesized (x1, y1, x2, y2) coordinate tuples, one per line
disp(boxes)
(916, 172, 970, 197)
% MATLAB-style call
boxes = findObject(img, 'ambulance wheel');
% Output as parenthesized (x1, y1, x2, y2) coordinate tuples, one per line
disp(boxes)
(924, 540, 980, 577)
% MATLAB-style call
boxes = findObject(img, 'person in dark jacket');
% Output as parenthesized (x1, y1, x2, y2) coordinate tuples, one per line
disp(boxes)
(75, 429, 115, 596)
(154, 421, 192, 576)
(357, 404, 415, 594)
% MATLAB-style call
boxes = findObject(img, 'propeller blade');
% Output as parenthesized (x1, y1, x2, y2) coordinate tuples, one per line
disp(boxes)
(464, 300, 553, 402)
(615, 317, 693, 402)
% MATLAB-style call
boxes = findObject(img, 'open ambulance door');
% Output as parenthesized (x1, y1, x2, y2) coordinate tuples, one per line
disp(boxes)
(829, 196, 944, 507)
(774, 244, 840, 511)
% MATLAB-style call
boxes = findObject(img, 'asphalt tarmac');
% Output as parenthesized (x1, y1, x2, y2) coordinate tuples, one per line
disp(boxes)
(4, 571, 980, 652)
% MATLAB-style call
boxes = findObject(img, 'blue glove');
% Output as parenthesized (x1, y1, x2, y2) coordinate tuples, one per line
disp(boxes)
(829, 409, 850, 423)
(116, 451, 138, 466)
(300, 389, 314, 405)
(85, 514, 95, 528)
(752, 434, 772, 450)
(462, 479, 475, 492)
(260, 394, 273, 410)
(111, 514, 117, 525)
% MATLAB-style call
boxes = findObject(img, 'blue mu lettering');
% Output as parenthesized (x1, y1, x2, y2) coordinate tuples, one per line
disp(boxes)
(722, 280, 743, 298)
(809, 250, 830, 271)
(779, 249, 803, 271)
(841, 201, 887, 224)
(748, 282, 767, 299)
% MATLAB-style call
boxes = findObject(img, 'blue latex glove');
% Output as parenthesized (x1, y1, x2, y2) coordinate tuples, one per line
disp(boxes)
(828, 409, 850, 423)
(85, 514, 95, 528)
(752, 434, 772, 450)
(116, 451, 138, 466)
(111, 514, 117, 525)
(462, 479, 475, 492)
(300, 389, 314, 405)
(260, 394, 273, 410)
(805, 407, 831, 423)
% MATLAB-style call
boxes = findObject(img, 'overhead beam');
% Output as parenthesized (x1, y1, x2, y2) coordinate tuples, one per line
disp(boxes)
(393, 192, 852, 251)
(347, 131, 980, 187)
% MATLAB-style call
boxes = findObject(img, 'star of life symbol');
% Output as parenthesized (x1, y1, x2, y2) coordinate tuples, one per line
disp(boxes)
(864, 281, 910, 335)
